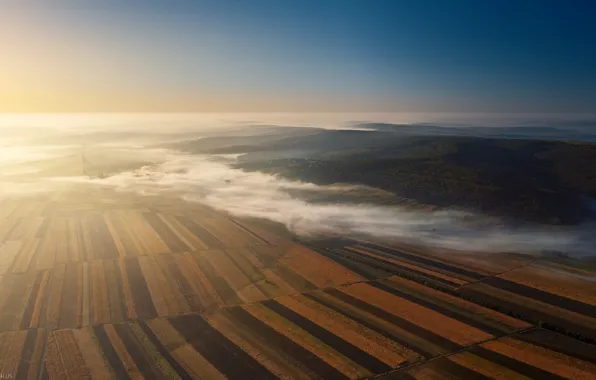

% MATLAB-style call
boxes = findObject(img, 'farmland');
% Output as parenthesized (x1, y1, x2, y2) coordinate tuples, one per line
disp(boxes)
(0, 187, 595, 379)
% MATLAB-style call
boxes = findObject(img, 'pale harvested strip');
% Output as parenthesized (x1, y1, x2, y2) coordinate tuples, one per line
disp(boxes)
(201, 218, 257, 247)
(65, 217, 84, 262)
(177, 252, 224, 312)
(108, 211, 146, 256)
(231, 220, 290, 246)
(91, 261, 111, 325)
(0, 273, 37, 331)
(167, 252, 218, 313)
(147, 318, 225, 380)
(157, 214, 210, 251)
(0, 215, 20, 241)
(104, 215, 127, 258)
(202, 249, 268, 303)
(314, 289, 449, 358)
(8, 216, 44, 241)
(58, 262, 83, 329)
(0, 241, 22, 275)
(482, 337, 596, 379)
(0, 200, 19, 220)
(35, 218, 61, 271)
(104, 260, 126, 323)
(73, 326, 115, 380)
(278, 294, 419, 367)
(207, 310, 313, 380)
(81, 262, 91, 326)
(103, 324, 143, 379)
(52, 218, 70, 264)
(12, 238, 40, 273)
(280, 245, 364, 289)
(499, 264, 596, 306)
(243, 302, 371, 379)
(259, 269, 299, 298)
(224, 248, 295, 299)
(80, 216, 98, 261)
(138, 256, 171, 317)
(125, 212, 170, 255)
(117, 258, 138, 320)
(383, 276, 530, 333)
(14, 265, 43, 333)
(27, 271, 51, 329)
(44, 330, 90, 380)
(342, 282, 493, 346)
(41, 264, 66, 329)
(0, 331, 27, 378)
(152, 255, 192, 315)
(224, 248, 267, 284)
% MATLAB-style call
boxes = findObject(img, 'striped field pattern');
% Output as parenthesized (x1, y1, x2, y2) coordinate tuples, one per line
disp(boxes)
(0, 189, 595, 379)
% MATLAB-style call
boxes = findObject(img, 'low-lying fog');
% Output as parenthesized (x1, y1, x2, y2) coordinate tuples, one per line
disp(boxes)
(1, 113, 595, 256)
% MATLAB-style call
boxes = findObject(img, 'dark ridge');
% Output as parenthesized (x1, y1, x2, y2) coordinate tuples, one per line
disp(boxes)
(371, 281, 505, 336)
(15, 328, 38, 380)
(137, 321, 193, 380)
(227, 306, 349, 380)
(169, 314, 277, 380)
(470, 346, 567, 380)
(92, 325, 131, 380)
(113, 323, 161, 379)
(176, 216, 225, 249)
(143, 212, 190, 252)
(124, 258, 158, 320)
(303, 292, 430, 358)
(262, 299, 392, 374)
(19, 271, 45, 329)
(481, 277, 596, 318)
(325, 288, 462, 353)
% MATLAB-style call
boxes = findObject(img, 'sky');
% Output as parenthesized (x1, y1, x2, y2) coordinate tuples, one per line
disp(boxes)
(1, 0, 595, 113)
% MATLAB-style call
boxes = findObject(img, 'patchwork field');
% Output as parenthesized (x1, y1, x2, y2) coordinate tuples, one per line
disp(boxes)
(0, 188, 595, 379)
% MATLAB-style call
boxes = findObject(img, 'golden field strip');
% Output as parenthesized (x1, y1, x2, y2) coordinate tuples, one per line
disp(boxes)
(0, 189, 595, 379)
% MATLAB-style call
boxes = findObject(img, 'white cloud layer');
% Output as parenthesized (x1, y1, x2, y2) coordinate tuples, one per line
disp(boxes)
(53, 152, 594, 256)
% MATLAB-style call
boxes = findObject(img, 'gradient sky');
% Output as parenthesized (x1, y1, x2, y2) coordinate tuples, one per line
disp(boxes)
(2, 0, 595, 113)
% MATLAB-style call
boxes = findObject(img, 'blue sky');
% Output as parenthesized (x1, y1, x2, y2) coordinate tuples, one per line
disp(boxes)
(2, 0, 595, 112)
